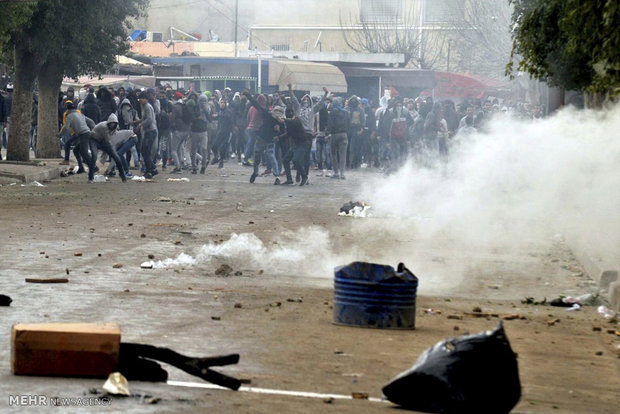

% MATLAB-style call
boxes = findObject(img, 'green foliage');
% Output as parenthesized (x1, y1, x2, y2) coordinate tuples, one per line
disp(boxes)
(0, 0, 38, 62)
(31, 0, 149, 79)
(508, 0, 620, 95)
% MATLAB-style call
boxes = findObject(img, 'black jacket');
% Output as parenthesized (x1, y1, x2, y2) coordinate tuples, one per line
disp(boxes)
(327, 107, 349, 135)
(82, 94, 101, 124)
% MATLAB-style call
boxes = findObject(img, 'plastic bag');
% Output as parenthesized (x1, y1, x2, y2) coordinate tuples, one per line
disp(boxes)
(382, 322, 521, 413)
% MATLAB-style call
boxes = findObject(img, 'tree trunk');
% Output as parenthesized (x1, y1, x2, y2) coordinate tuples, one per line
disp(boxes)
(36, 59, 63, 158)
(7, 41, 38, 161)
(584, 91, 606, 109)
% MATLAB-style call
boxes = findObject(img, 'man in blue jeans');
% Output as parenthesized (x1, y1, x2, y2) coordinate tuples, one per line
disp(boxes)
(243, 91, 283, 185)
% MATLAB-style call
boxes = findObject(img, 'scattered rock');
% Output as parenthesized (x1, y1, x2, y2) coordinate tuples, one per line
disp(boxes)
(124, 289, 130, 293)
(215, 264, 233, 276)
(592, 327, 602, 332)
(234, 271, 243, 276)
(140, 233, 146, 238)
(39, 251, 45, 255)
(472, 306, 482, 313)
(447, 315, 463, 320)
(352, 392, 369, 400)
(287, 297, 303, 303)
(158, 196, 172, 202)
(112, 264, 123, 269)
(66, 268, 70, 275)
(453, 326, 460, 331)
(547, 318, 561, 326)
(248, 221, 254, 224)
(324, 398, 334, 404)
(211, 316, 221, 321)
(174, 240, 182, 245)
(239, 378, 252, 384)
(595, 351, 603, 356)
(74, 252, 83, 257)
(258, 269, 264, 275)
(269, 302, 282, 308)
(148, 254, 155, 259)
(234, 303, 243, 309)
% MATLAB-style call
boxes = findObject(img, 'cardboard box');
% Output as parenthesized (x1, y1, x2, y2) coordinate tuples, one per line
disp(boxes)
(11, 323, 121, 377)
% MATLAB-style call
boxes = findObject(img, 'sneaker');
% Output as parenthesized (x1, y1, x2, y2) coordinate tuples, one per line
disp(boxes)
(218, 160, 224, 169)
(330, 174, 340, 179)
(59, 160, 70, 165)
(76, 167, 86, 174)
(200, 167, 206, 174)
(274, 177, 281, 185)
(105, 171, 116, 177)
(121, 175, 127, 183)
(300, 177, 308, 186)
(250, 173, 257, 183)
(295, 173, 301, 183)
(125, 172, 133, 178)
(242, 161, 252, 167)
(145, 172, 153, 179)
(150, 169, 159, 177)
(282, 180, 294, 185)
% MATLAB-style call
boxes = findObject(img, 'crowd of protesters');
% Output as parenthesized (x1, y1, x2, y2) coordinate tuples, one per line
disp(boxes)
(1, 78, 547, 181)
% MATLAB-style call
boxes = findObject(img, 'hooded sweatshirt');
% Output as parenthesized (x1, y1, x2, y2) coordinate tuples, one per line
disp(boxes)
(81, 93, 101, 124)
(247, 94, 266, 130)
(291, 94, 321, 134)
(119, 98, 135, 130)
(91, 113, 119, 143)
(64, 109, 95, 136)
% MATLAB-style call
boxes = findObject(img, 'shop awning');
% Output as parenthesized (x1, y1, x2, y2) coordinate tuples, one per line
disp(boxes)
(269, 60, 347, 93)
(62, 75, 156, 90)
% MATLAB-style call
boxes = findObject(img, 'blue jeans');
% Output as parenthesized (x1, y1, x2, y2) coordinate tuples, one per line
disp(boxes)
(244, 129, 258, 161)
(253, 141, 279, 177)
(110, 137, 137, 173)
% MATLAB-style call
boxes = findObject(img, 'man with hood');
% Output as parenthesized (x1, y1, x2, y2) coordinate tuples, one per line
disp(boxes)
(326, 96, 350, 180)
(287, 83, 324, 181)
(242, 90, 283, 185)
(214, 97, 233, 169)
(118, 94, 141, 170)
(62, 100, 97, 181)
(189, 94, 210, 174)
(279, 105, 309, 186)
(346, 95, 366, 169)
(97, 87, 117, 121)
(135, 91, 158, 179)
(90, 113, 128, 182)
(81, 92, 101, 124)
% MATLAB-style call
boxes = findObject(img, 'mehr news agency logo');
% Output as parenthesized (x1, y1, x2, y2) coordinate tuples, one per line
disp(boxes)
(9, 394, 112, 407)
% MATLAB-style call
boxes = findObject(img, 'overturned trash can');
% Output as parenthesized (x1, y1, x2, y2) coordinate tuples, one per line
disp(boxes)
(382, 322, 521, 413)
(334, 262, 418, 329)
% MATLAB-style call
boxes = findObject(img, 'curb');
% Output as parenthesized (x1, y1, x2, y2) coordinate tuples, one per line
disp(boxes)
(566, 237, 620, 311)
(0, 161, 63, 183)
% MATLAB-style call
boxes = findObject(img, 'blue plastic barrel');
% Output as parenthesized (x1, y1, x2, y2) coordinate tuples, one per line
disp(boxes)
(333, 262, 418, 329)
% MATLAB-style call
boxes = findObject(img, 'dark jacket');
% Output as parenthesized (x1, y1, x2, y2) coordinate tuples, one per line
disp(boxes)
(0, 94, 5, 123)
(81, 94, 101, 124)
(326, 102, 349, 135)
(282, 117, 307, 147)
(246, 94, 281, 143)
(96, 89, 117, 121)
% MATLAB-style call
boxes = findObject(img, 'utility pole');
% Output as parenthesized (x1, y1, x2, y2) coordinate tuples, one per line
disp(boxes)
(234, 0, 239, 57)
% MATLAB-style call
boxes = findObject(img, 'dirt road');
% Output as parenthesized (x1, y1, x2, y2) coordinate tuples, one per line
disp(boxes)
(1, 162, 618, 413)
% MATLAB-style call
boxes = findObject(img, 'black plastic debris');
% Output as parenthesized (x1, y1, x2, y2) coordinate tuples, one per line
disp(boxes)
(382, 322, 521, 413)
(0, 295, 12, 306)
(339, 201, 363, 214)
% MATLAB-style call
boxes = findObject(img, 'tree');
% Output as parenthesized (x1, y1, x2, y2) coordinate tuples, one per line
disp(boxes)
(507, 0, 620, 107)
(339, 2, 446, 69)
(34, 0, 149, 159)
(3, 0, 148, 161)
(450, 0, 513, 78)
(0, 1, 39, 161)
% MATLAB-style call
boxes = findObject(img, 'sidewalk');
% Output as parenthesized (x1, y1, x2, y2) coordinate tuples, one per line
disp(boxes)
(0, 158, 64, 185)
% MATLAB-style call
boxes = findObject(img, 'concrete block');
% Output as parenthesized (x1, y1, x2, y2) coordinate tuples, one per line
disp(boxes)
(11, 323, 121, 377)
(599, 270, 619, 291)
(608, 281, 620, 312)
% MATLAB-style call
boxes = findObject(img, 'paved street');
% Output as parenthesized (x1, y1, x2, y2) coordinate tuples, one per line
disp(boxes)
(1, 161, 619, 413)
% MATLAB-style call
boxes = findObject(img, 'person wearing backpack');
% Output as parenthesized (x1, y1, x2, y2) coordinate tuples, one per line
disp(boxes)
(169, 92, 190, 173)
